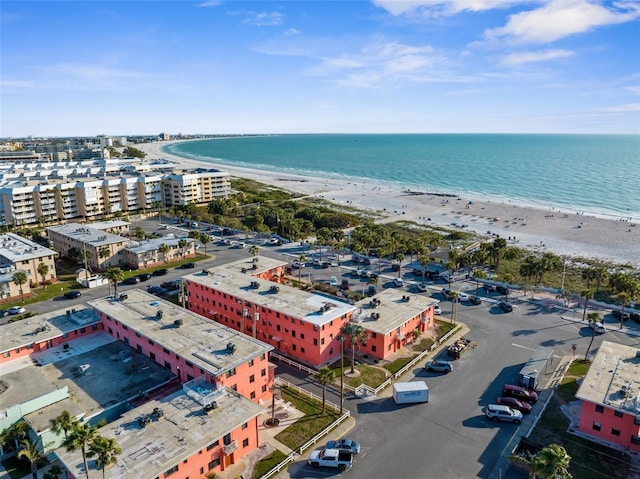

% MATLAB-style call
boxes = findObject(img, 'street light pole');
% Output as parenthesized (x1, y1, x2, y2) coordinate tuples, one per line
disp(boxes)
(339, 335, 344, 414)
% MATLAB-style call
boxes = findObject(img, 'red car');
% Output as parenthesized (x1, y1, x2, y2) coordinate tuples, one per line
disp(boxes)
(497, 397, 532, 414)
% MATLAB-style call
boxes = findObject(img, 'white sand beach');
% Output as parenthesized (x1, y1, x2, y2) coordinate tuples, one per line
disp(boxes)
(139, 140, 640, 268)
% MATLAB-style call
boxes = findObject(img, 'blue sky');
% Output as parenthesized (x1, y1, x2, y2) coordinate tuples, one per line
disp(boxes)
(2, 0, 639, 136)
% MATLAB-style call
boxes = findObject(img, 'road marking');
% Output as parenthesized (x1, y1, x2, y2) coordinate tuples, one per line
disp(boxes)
(511, 343, 536, 352)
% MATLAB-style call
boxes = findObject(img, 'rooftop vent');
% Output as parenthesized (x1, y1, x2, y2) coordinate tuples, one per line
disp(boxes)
(371, 312, 380, 320)
(269, 285, 279, 294)
(156, 310, 164, 319)
(227, 342, 236, 354)
(249, 281, 259, 289)
(174, 319, 183, 327)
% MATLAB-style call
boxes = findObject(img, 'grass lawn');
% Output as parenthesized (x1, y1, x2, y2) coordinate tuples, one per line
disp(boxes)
(434, 319, 458, 337)
(327, 360, 388, 389)
(1, 456, 29, 479)
(383, 356, 418, 375)
(250, 449, 288, 479)
(411, 337, 435, 352)
(274, 387, 340, 451)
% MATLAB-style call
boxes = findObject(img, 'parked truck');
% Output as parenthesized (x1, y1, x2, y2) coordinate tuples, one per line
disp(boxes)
(308, 447, 353, 471)
(392, 381, 429, 404)
(447, 337, 472, 359)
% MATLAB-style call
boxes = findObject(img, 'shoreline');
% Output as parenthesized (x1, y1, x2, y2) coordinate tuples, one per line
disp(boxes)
(139, 140, 640, 268)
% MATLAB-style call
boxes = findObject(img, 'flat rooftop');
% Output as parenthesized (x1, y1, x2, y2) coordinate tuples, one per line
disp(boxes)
(124, 237, 194, 254)
(46, 223, 126, 247)
(56, 387, 264, 479)
(215, 255, 287, 276)
(88, 220, 130, 230)
(0, 307, 101, 353)
(3, 335, 174, 431)
(353, 289, 438, 335)
(0, 232, 57, 262)
(576, 340, 640, 414)
(88, 290, 273, 376)
(185, 267, 356, 327)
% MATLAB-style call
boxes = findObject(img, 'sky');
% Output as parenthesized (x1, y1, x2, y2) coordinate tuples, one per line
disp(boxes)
(2, 0, 640, 137)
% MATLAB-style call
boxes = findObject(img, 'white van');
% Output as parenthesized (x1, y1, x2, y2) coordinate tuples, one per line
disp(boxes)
(485, 404, 523, 424)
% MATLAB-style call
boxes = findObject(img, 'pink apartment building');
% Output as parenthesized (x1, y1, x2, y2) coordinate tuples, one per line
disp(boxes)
(576, 340, 640, 452)
(185, 256, 438, 367)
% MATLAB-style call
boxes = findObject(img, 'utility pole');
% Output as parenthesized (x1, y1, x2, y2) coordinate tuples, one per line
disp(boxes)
(180, 278, 186, 309)
(339, 335, 345, 414)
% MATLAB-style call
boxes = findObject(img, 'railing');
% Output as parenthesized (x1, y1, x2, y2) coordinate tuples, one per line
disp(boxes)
(260, 378, 351, 479)
(222, 440, 237, 455)
(271, 352, 316, 375)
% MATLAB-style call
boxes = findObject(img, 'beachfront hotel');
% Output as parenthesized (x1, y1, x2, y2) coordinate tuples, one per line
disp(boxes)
(0, 291, 275, 478)
(576, 341, 640, 452)
(0, 156, 231, 226)
(184, 256, 438, 367)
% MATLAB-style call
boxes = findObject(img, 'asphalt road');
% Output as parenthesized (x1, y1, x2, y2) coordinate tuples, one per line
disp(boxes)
(275, 292, 640, 479)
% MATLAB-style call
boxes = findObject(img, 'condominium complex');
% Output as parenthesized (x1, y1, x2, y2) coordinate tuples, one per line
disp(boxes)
(185, 256, 438, 367)
(0, 157, 230, 226)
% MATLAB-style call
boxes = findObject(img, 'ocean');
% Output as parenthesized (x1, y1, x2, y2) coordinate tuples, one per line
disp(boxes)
(165, 134, 640, 220)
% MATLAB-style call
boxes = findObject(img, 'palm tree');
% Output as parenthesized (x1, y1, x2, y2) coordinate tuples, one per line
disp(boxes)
(249, 245, 259, 258)
(159, 243, 170, 263)
(200, 233, 211, 254)
(449, 290, 459, 324)
(98, 246, 111, 268)
(297, 254, 306, 282)
(49, 410, 78, 439)
(88, 435, 122, 479)
(580, 290, 593, 322)
(314, 367, 336, 414)
(37, 262, 49, 287)
(13, 270, 28, 302)
(63, 422, 98, 479)
(617, 292, 631, 330)
(585, 312, 601, 361)
(339, 322, 369, 374)
(535, 443, 572, 479)
(473, 269, 487, 296)
(102, 267, 124, 297)
(18, 439, 46, 479)
(133, 226, 146, 239)
(418, 254, 430, 285)
(178, 239, 188, 260)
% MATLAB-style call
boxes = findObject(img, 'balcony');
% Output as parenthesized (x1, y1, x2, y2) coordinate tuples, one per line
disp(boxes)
(222, 440, 237, 455)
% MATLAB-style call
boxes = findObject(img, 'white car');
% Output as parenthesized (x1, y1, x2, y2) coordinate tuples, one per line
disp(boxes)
(393, 278, 405, 287)
(434, 305, 442, 315)
(590, 321, 606, 334)
(8, 306, 26, 315)
(458, 292, 469, 302)
(293, 261, 304, 268)
(417, 283, 428, 292)
(329, 276, 338, 287)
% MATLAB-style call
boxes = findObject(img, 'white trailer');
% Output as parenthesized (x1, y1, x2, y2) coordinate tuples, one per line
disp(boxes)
(392, 381, 429, 404)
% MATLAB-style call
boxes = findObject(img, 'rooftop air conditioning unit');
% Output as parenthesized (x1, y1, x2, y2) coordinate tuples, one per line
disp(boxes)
(227, 342, 237, 354)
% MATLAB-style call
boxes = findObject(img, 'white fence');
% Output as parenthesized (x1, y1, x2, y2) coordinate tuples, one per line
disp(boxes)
(259, 377, 351, 479)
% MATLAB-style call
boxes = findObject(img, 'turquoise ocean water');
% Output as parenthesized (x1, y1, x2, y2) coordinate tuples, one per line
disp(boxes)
(166, 134, 640, 220)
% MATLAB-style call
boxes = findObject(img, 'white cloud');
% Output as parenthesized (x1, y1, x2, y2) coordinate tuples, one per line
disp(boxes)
(501, 48, 575, 65)
(242, 11, 284, 26)
(371, 0, 530, 16)
(284, 28, 300, 36)
(484, 0, 640, 45)
(600, 103, 640, 112)
(197, 1, 223, 7)
(311, 42, 449, 88)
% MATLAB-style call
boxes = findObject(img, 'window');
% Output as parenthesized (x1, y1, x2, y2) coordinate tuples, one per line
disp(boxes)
(371, 332, 377, 339)
(163, 465, 179, 477)
(242, 438, 249, 448)
(226, 368, 236, 378)
(148, 339, 155, 346)
(135, 331, 141, 337)
(632, 435, 640, 445)
(592, 421, 601, 431)
(206, 440, 219, 451)
(261, 368, 266, 377)
(635, 417, 640, 426)
(611, 428, 621, 436)
(249, 375, 255, 383)
(595, 405, 604, 413)
(223, 434, 232, 446)
(164, 361, 171, 370)
(300, 333, 305, 339)
(371, 345, 377, 352)
(262, 385, 267, 393)
(250, 391, 256, 399)
(249, 359, 254, 367)
(207, 458, 220, 470)
(163, 348, 170, 355)
(242, 422, 248, 430)
(313, 339, 318, 345)
(150, 352, 156, 360)
(614, 410, 623, 417)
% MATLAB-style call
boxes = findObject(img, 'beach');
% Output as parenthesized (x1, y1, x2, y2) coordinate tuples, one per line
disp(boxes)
(139, 140, 640, 268)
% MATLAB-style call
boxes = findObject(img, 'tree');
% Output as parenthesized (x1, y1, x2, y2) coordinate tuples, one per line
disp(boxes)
(37, 262, 49, 287)
(13, 270, 28, 302)
(314, 367, 336, 414)
(473, 269, 487, 296)
(49, 410, 78, 439)
(339, 323, 369, 373)
(418, 254, 430, 285)
(133, 226, 146, 239)
(448, 290, 459, 323)
(535, 444, 572, 479)
(585, 312, 601, 361)
(63, 422, 98, 479)
(580, 290, 593, 322)
(88, 435, 122, 479)
(102, 267, 124, 297)
(98, 246, 111, 265)
(159, 243, 170, 263)
(18, 439, 47, 479)
(617, 292, 631, 330)
(200, 233, 211, 254)
(297, 254, 306, 282)
(178, 239, 189, 260)
(249, 245, 259, 258)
